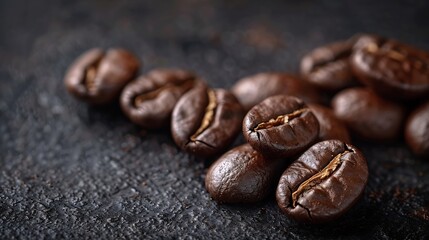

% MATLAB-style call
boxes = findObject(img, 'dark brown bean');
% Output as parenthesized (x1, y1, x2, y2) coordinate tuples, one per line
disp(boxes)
(308, 103, 351, 143)
(351, 35, 429, 101)
(301, 39, 356, 91)
(276, 140, 368, 224)
(405, 101, 429, 157)
(243, 95, 319, 158)
(171, 86, 243, 157)
(205, 144, 288, 204)
(332, 87, 404, 141)
(231, 72, 320, 111)
(120, 68, 204, 128)
(64, 48, 139, 104)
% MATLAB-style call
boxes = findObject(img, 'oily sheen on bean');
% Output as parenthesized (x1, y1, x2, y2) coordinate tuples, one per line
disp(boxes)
(120, 68, 204, 128)
(205, 144, 288, 204)
(64, 48, 139, 104)
(301, 38, 356, 91)
(243, 95, 319, 158)
(171, 86, 243, 157)
(231, 73, 320, 111)
(332, 87, 404, 141)
(405, 101, 429, 157)
(276, 140, 368, 224)
(351, 35, 429, 101)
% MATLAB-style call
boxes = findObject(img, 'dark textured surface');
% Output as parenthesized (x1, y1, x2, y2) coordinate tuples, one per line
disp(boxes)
(1, 0, 429, 239)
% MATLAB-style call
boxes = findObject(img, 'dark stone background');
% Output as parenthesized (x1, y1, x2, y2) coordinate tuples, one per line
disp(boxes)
(1, 0, 429, 239)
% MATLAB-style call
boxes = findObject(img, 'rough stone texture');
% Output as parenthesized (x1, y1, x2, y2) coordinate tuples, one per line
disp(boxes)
(1, 0, 429, 239)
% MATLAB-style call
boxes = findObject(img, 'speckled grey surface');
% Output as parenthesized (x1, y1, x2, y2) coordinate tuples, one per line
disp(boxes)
(1, 0, 429, 239)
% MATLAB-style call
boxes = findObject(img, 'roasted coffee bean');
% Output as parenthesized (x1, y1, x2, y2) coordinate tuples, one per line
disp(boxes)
(64, 48, 139, 104)
(308, 103, 351, 143)
(171, 86, 243, 157)
(276, 140, 368, 224)
(301, 39, 356, 91)
(231, 72, 320, 111)
(332, 87, 404, 141)
(405, 101, 429, 157)
(351, 34, 381, 50)
(120, 68, 204, 128)
(243, 95, 319, 158)
(351, 35, 429, 101)
(205, 144, 288, 204)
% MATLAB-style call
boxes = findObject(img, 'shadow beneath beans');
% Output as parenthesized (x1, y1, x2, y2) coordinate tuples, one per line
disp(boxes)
(290, 200, 380, 238)
(75, 101, 127, 126)
(217, 195, 278, 211)
(199, 133, 248, 168)
(76, 100, 179, 137)
(201, 154, 219, 169)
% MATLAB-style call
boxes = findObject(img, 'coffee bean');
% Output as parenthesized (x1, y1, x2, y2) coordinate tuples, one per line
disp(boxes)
(231, 72, 320, 111)
(405, 101, 429, 157)
(171, 86, 243, 157)
(308, 103, 351, 143)
(332, 87, 404, 141)
(276, 140, 368, 224)
(120, 68, 204, 128)
(351, 35, 429, 101)
(205, 144, 287, 204)
(301, 39, 356, 91)
(243, 95, 319, 158)
(351, 34, 381, 50)
(64, 48, 139, 105)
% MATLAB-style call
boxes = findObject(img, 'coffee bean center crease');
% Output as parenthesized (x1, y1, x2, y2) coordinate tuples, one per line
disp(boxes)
(291, 150, 351, 207)
(134, 78, 194, 107)
(85, 65, 99, 93)
(312, 50, 351, 72)
(190, 89, 217, 141)
(254, 108, 309, 131)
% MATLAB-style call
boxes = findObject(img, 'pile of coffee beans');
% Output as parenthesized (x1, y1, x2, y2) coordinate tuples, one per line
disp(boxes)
(64, 34, 429, 224)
